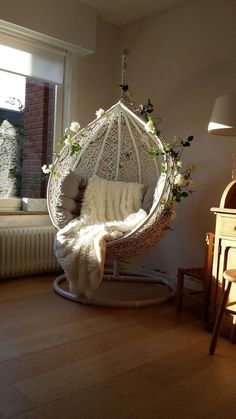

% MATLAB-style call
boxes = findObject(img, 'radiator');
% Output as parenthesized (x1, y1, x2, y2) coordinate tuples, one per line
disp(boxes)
(0, 226, 60, 278)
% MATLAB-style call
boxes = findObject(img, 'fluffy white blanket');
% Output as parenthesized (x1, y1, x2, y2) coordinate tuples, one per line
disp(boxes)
(54, 176, 147, 299)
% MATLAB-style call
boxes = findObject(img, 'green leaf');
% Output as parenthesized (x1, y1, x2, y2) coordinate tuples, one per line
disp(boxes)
(161, 162, 166, 173)
(70, 143, 81, 156)
(55, 136, 65, 154)
(148, 147, 159, 158)
(8, 168, 18, 179)
(184, 173, 190, 180)
(171, 150, 179, 158)
(163, 144, 171, 153)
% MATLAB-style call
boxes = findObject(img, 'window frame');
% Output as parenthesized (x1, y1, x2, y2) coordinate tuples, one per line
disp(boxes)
(0, 20, 80, 210)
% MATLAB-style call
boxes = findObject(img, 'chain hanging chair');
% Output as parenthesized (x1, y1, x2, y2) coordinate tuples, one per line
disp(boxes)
(47, 51, 176, 307)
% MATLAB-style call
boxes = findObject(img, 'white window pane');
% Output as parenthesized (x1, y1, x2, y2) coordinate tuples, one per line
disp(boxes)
(0, 71, 25, 110)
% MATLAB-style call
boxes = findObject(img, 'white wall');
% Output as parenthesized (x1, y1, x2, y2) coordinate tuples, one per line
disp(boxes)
(119, 0, 236, 275)
(52, 17, 120, 161)
(0, 0, 97, 53)
(75, 19, 120, 127)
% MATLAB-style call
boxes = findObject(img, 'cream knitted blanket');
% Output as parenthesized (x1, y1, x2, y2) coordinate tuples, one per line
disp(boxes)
(54, 176, 147, 299)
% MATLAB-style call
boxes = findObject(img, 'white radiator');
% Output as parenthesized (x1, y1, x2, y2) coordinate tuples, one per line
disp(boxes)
(0, 226, 59, 278)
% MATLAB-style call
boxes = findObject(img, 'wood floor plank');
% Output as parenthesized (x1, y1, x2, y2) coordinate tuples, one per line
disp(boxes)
(0, 385, 33, 418)
(0, 323, 153, 387)
(133, 337, 213, 388)
(0, 298, 170, 339)
(10, 370, 158, 419)
(0, 295, 170, 362)
(109, 348, 236, 419)
(1, 274, 236, 418)
(14, 321, 206, 404)
(0, 275, 56, 302)
(0, 314, 148, 361)
(205, 389, 236, 418)
(0, 307, 193, 389)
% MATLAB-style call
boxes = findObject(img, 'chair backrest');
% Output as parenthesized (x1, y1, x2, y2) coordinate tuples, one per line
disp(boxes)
(47, 101, 171, 231)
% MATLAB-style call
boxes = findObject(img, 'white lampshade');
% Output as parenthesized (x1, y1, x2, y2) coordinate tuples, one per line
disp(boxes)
(208, 94, 236, 136)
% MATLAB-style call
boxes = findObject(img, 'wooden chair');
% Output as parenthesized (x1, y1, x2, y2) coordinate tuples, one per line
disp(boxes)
(176, 232, 214, 322)
(209, 269, 236, 355)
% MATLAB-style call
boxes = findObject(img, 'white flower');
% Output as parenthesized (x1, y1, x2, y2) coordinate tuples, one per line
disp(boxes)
(176, 160, 182, 168)
(70, 121, 80, 133)
(96, 108, 105, 118)
(64, 134, 73, 146)
(173, 136, 182, 146)
(174, 174, 185, 186)
(145, 119, 156, 134)
(41, 164, 53, 174)
(41, 164, 48, 174)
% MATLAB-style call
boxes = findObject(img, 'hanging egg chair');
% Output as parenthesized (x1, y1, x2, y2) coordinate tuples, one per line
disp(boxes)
(47, 52, 176, 307)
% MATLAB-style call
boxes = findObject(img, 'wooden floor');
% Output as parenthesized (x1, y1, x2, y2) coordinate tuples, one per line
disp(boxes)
(1, 274, 236, 419)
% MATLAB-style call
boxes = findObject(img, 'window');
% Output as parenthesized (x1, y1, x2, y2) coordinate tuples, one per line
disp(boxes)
(0, 26, 68, 201)
(0, 71, 57, 198)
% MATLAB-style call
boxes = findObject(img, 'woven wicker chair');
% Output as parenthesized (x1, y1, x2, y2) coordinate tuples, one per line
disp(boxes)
(47, 99, 176, 307)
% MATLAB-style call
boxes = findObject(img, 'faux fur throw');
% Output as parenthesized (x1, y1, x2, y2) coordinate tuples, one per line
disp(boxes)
(54, 176, 147, 300)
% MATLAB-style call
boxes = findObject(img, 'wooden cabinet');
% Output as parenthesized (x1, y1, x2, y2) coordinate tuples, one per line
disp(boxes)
(209, 181, 236, 340)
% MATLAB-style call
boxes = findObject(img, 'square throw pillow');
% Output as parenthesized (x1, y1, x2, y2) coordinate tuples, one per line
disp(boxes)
(57, 170, 88, 228)
(60, 170, 87, 199)
(142, 182, 156, 213)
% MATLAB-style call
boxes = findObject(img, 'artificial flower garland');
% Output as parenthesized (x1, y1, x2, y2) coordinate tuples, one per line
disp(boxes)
(42, 101, 194, 213)
(42, 110, 106, 176)
(144, 112, 194, 208)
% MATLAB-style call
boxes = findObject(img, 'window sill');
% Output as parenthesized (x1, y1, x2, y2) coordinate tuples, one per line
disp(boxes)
(0, 211, 52, 227)
(0, 198, 22, 211)
(0, 210, 48, 215)
(0, 198, 48, 213)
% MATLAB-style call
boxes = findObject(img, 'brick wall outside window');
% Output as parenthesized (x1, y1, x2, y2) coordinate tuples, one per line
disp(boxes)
(21, 79, 55, 198)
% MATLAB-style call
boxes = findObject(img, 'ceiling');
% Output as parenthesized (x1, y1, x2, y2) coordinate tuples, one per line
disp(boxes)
(82, 0, 194, 26)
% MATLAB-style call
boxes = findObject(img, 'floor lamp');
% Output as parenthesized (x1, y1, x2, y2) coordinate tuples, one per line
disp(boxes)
(208, 93, 236, 179)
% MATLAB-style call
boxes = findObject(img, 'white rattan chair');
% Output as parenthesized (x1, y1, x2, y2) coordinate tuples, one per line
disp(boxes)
(47, 49, 177, 306)
(47, 98, 176, 307)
